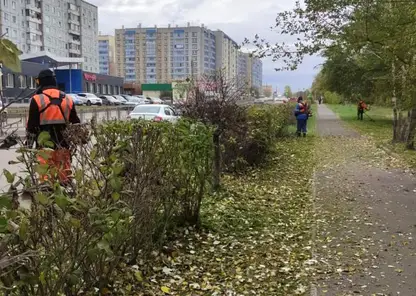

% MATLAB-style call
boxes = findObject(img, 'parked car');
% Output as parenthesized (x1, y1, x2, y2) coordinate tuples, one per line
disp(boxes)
(0, 100, 8, 122)
(77, 93, 102, 106)
(133, 95, 151, 104)
(113, 95, 127, 104)
(100, 95, 120, 105)
(121, 95, 140, 106)
(127, 104, 180, 122)
(66, 93, 83, 105)
(274, 96, 288, 104)
(149, 97, 163, 104)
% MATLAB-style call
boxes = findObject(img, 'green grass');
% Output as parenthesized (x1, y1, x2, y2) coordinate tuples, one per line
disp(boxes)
(328, 104, 416, 167)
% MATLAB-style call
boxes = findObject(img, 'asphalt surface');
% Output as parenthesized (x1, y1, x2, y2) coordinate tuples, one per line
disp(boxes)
(314, 104, 416, 295)
(316, 104, 360, 137)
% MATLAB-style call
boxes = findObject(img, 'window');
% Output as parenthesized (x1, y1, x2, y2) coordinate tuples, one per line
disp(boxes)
(12, 16, 16, 23)
(6, 74, 14, 88)
(18, 75, 26, 88)
(3, 0, 8, 7)
(12, 1, 15, 8)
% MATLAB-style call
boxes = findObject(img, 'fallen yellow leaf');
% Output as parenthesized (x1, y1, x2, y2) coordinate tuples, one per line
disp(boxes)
(161, 286, 171, 294)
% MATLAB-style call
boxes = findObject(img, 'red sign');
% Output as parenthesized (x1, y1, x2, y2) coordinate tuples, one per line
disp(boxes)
(84, 73, 97, 81)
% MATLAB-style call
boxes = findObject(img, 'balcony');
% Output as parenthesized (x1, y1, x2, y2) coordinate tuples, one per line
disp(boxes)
(69, 39, 81, 45)
(26, 15, 42, 24)
(26, 38, 43, 47)
(69, 29, 81, 36)
(69, 48, 81, 55)
(26, 3, 41, 13)
(68, 7, 80, 16)
(27, 26, 42, 35)
(68, 18, 80, 25)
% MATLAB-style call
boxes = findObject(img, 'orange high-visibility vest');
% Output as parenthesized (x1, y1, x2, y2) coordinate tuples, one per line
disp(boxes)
(32, 89, 74, 126)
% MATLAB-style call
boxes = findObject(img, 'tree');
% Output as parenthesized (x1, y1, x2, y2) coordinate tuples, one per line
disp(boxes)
(250, 87, 260, 99)
(245, 0, 416, 147)
(283, 85, 292, 98)
(0, 38, 21, 73)
(179, 71, 249, 189)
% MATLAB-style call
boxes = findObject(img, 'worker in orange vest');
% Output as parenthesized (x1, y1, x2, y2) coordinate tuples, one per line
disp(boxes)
(357, 99, 368, 120)
(26, 69, 80, 185)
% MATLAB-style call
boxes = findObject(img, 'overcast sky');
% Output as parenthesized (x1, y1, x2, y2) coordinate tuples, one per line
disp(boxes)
(88, 0, 323, 92)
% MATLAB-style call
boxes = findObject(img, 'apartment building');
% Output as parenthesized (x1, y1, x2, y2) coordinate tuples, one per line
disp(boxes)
(98, 34, 116, 75)
(115, 23, 221, 84)
(237, 51, 263, 90)
(0, 0, 98, 72)
(215, 30, 238, 80)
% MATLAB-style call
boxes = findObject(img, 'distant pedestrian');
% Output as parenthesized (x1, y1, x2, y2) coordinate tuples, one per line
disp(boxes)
(294, 96, 308, 137)
(357, 99, 368, 120)
(318, 97, 322, 104)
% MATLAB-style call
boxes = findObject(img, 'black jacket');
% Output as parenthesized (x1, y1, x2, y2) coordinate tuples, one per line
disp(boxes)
(26, 86, 80, 149)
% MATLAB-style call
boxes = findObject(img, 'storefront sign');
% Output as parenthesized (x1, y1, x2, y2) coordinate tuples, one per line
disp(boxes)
(84, 73, 97, 81)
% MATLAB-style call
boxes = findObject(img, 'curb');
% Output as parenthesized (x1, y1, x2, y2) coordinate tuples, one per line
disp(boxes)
(310, 169, 318, 296)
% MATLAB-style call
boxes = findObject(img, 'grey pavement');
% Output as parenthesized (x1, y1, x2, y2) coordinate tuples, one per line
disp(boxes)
(317, 104, 360, 137)
(314, 104, 416, 295)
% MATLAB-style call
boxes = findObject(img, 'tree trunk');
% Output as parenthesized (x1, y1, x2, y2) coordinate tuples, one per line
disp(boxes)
(393, 106, 398, 142)
(406, 107, 416, 149)
(213, 130, 221, 190)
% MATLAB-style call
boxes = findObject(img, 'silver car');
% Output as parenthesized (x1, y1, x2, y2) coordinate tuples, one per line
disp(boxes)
(127, 104, 180, 122)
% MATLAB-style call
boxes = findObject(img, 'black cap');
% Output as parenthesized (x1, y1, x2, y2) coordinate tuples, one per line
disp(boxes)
(37, 69, 54, 79)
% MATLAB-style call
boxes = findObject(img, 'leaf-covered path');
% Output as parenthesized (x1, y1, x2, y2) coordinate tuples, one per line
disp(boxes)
(314, 104, 416, 295)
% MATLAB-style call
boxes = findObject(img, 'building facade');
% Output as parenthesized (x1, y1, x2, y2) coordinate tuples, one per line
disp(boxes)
(1, 60, 123, 101)
(237, 51, 263, 90)
(251, 56, 262, 89)
(98, 35, 116, 76)
(0, 0, 98, 73)
(115, 24, 226, 85)
(215, 30, 238, 80)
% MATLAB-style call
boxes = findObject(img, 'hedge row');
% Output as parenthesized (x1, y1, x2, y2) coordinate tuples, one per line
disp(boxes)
(0, 104, 292, 295)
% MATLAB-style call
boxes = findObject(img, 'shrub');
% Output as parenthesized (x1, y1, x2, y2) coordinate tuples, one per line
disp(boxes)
(223, 104, 292, 171)
(0, 119, 213, 295)
(323, 91, 343, 104)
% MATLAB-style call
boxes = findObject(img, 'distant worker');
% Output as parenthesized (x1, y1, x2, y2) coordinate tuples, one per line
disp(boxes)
(318, 96, 322, 104)
(294, 96, 308, 137)
(26, 69, 80, 185)
(357, 99, 368, 120)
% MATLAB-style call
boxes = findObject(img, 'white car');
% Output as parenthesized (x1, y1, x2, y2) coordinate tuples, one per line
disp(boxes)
(127, 104, 180, 122)
(77, 93, 102, 106)
(113, 95, 127, 104)
(121, 95, 141, 106)
(133, 95, 151, 104)
(274, 96, 288, 104)
(149, 97, 163, 104)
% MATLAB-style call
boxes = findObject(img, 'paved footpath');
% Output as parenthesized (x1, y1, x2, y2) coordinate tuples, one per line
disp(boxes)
(314, 104, 416, 295)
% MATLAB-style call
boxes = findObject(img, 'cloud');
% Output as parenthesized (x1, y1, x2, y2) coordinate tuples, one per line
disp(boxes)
(88, 0, 321, 90)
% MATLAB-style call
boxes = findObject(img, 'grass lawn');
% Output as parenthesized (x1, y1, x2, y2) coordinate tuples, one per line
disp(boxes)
(328, 104, 416, 167)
